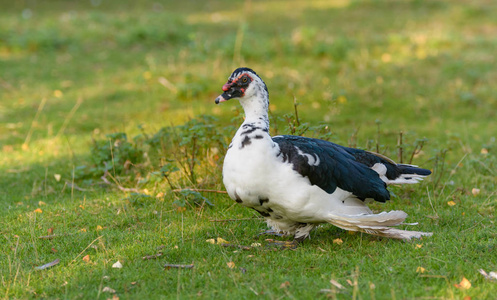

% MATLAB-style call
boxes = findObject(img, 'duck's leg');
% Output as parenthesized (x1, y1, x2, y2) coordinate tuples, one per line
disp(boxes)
(256, 229, 286, 237)
(264, 223, 315, 250)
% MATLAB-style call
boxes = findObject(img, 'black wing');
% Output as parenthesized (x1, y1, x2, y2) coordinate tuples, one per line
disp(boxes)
(273, 135, 391, 202)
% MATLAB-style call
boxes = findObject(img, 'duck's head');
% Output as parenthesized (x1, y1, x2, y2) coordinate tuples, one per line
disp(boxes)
(215, 67, 268, 104)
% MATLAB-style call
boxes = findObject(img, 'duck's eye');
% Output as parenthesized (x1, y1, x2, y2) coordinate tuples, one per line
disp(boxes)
(242, 76, 248, 83)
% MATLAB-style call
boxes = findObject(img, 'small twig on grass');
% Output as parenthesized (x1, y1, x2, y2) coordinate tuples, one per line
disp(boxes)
(101, 171, 139, 193)
(293, 95, 300, 127)
(69, 235, 103, 265)
(408, 139, 426, 165)
(173, 188, 227, 194)
(209, 218, 261, 222)
(55, 97, 84, 139)
(38, 234, 71, 240)
(64, 180, 92, 192)
(397, 131, 403, 163)
(35, 259, 60, 270)
(23, 97, 47, 150)
(142, 253, 163, 260)
(220, 243, 252, 250)
(164, 263, 194, 269)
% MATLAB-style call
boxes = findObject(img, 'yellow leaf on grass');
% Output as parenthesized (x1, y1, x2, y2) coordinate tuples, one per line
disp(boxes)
(38, 201, 46, 206)
(54, 174, 61, 182)
(481, 148, 488, 154)
(80, 228, 87, 232)
(206, 237, 229, 244)
(333, 238, 343, 245)
(447, 201, 456, 206)
(102, 286, 116, 293)
(216, 237, 229, 244)
(226, 261, 235, 269)
(415, 244, 423, 249)
(455, 277, 471, 290)
(34, 208, 42, 213)
(53, 90, 63, 98)
(416, 266, 426, 273)
(82, 254, 90, 262)
(96, 225, 103, 231)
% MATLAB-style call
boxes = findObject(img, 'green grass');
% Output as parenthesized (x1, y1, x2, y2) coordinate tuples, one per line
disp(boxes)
(1, 0, 497, 298)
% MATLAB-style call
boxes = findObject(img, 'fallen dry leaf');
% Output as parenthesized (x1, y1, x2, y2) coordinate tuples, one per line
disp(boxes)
(48, 227, 54, 234)
(38, 201, 46, 206)
(217, 237, 229, 244)
(227, 261, 235, 269)
(54, 90, 63, 98)
(34, 208, 43, 213)
(416, 266, 426, 273)
(112, 261, 123, 269)
(279, 281, 290, 289)
(54, 174, 61, 182)
(447, 201, 456, 207)
(206, 237, 230, 245)
(82, 255, 90, 262)
(471, 188, 480, 196)
(481, 148, 488, 154)
(96, 225, 103, 231)
(330, 279, 344, 289)
(415, 244, 423, 249)
(333, 238, 343, 245)
(454, 277, 471, 290)
(102, 286, 116, 293)
(51, 247, 58, 253)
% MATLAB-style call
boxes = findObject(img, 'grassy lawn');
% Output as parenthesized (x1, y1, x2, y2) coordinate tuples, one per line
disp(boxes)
(1, 0, 496, 298)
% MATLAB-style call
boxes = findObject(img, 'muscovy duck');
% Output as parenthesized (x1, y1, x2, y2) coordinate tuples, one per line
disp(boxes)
(215, 67, 432, 242)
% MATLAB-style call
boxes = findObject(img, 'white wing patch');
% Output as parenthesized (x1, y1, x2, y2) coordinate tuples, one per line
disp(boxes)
(372, 163, 427, 184)
(294, 146, 321, 166)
